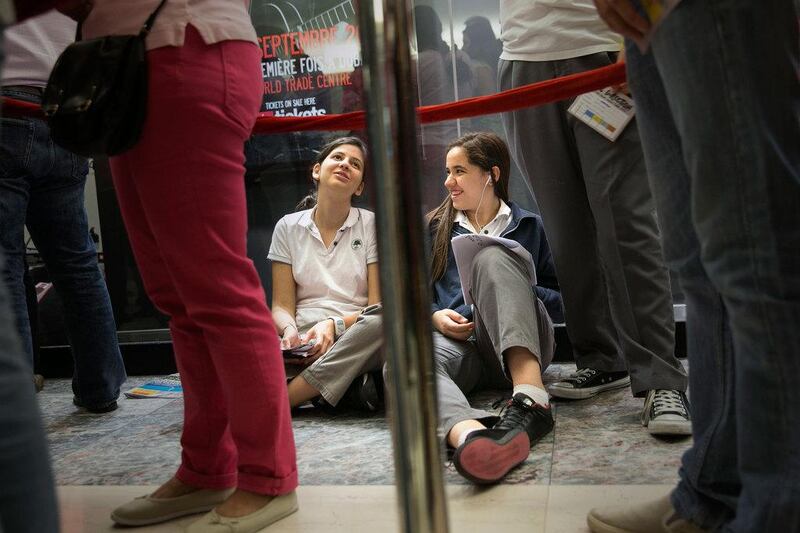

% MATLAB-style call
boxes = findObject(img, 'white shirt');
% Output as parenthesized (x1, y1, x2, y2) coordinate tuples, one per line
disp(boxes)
(499, 0, 621, 62)
(455, 199, 512, 237)
(268, 207, 379, 332)
(83, 0, 257, 51)
(2, 11, 76, 87)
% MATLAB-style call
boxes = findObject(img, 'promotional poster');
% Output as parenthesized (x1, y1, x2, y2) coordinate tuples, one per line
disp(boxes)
(249, 0, 363, 117)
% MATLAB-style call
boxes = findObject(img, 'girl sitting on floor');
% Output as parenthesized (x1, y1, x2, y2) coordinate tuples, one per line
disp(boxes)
(427, 131, 564, 484)
(269, 136, 383, 410)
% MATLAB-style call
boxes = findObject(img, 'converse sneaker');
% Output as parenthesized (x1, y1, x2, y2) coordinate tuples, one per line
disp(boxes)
(642, 389, 691, 436)
(452, 393, 553, 484)
(548, 368, 630, 399)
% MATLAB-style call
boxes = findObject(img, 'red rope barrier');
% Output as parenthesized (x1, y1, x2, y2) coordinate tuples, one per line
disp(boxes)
(2, 62, 626, 134)
(419, 62, 625, 123)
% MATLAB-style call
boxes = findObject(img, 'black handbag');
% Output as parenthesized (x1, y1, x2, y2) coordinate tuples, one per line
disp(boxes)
(42, 0, 168, 157)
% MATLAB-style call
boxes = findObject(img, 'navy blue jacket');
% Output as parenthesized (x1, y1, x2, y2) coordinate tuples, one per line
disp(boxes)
(431, 202, 564, 323)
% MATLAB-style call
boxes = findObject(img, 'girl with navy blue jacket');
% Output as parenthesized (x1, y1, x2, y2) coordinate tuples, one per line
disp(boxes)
(427, 132, 563, 485)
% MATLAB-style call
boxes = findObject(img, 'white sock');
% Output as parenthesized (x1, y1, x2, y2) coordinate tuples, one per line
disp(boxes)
(456, 428, 481, 448)
(513, 384, 550, 408)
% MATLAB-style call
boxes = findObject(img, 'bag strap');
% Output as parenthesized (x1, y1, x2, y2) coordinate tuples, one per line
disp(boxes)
(139, 0, 169, 38)
(75, 0, 168, 41)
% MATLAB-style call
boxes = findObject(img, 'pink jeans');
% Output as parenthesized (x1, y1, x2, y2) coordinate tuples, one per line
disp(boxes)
(110, 27, 297, 495)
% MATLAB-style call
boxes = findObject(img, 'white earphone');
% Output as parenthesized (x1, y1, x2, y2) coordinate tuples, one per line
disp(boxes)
(474, 172, 495, 233)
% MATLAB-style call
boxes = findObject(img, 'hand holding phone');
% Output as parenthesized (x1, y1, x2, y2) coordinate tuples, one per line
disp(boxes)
(282, 339, 316, 358)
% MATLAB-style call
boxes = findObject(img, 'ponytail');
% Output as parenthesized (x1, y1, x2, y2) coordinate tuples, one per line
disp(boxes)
(295, 191, 318, 211)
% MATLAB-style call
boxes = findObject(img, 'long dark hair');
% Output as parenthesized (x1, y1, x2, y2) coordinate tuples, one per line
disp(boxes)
(413, 5, 473, 89)
(413, 5, 443, 52)
(296, 136, 369, 211)
(428, 132, 511, 281)
(462, 16, 502, 77)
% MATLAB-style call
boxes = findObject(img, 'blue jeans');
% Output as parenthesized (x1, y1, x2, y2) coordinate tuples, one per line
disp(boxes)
(0, 88, 126, 407)
(626, 1, 800, 531)
(0, 253, 59, 532)
(0, 34, 59, 533)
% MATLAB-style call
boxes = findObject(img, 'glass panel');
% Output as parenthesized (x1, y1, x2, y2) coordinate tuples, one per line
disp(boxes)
(411, 0, 538, 216)
(87, 0, 681, 346)
(90, 1, 370, 341)
(246, 0, 367, 300)
(415, 0, 683, 304)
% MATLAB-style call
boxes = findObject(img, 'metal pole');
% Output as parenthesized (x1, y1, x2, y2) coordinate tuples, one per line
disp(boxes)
(356, 1, 449, 533)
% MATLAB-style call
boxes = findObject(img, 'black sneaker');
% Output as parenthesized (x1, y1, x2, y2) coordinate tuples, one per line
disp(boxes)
(73, 397, 118, 414)
(642, 389, 691, 436)
(453, 393, 553, 484)
(338, 372, 384, 412)
(548, 367, 630, 400)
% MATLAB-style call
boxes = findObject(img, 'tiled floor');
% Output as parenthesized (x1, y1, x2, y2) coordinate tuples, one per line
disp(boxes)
(42, 363, 691, 532)
(59, 484, 677, 533)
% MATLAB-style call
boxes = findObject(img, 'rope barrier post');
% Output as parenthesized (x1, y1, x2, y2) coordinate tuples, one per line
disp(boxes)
(356, 1, 449, 533)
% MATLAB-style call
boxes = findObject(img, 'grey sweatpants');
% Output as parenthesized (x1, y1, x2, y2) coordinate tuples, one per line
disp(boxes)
(499, 53, 687, 396)
(435, 246, 554, 441)
(301, 306, 383, 406)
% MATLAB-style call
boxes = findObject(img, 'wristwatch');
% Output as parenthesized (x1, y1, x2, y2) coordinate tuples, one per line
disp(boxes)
(327, 316, 346, 339)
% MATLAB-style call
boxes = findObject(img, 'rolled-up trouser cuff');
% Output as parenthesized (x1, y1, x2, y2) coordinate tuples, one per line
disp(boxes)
(239, 468, 299, 496)
(302, 368, 344, 406)
(176, 464, 237, 490)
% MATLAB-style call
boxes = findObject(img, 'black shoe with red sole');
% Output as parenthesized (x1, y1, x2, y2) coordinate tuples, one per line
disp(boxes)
(453, 393, 554, 484)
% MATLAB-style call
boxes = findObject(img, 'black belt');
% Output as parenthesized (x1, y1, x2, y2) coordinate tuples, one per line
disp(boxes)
(2, 85, 44, 96)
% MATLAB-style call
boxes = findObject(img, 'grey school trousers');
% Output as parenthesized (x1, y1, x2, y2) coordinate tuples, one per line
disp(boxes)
(301, 306, 383, 406)
(434, 246, 554, 441)
(499, 53, 687, 396)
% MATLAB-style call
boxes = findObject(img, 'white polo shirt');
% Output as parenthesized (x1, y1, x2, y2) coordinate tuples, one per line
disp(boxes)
(455, 199, 512, 237)
(268, 207, 378, 332)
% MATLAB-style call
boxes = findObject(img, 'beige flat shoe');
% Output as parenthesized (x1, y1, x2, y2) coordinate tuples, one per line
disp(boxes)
(110, 488, 235, 526)
(587, 494, 707, 533)
(185, 491, 298, 533)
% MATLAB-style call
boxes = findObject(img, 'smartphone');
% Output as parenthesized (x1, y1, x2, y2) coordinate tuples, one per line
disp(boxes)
(282, 340, 316, 358)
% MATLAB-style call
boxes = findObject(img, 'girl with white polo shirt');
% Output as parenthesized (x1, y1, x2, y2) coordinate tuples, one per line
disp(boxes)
(269, 137, 383, 410)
